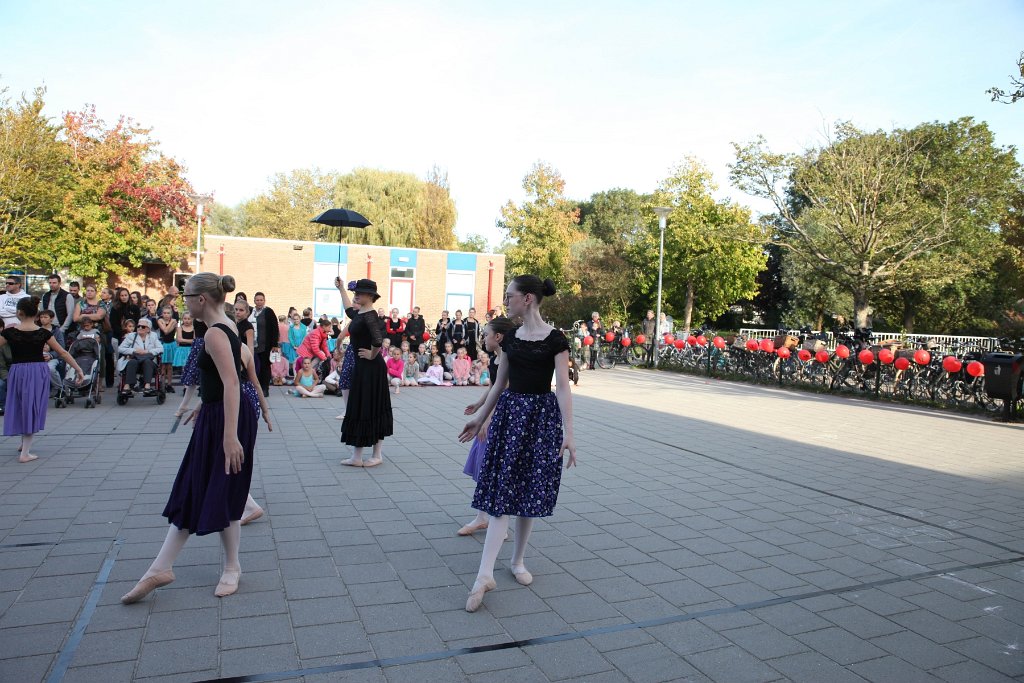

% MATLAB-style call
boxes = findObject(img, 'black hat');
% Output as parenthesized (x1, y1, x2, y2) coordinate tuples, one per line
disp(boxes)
(352, 279, 380, 302)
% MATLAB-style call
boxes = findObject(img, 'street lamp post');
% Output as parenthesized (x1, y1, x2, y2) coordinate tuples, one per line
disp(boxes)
(188, 194, 213, 275)
(652, 207, 672, 368)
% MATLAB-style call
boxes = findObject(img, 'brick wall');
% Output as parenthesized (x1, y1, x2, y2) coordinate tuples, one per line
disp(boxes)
(108, 235, 505, 323)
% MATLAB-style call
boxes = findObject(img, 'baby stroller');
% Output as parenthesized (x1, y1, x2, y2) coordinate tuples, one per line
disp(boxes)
(55, 335, 102, 409)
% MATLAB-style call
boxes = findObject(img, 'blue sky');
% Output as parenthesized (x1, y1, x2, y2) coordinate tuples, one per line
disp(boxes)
(2, 0, 1021, 246)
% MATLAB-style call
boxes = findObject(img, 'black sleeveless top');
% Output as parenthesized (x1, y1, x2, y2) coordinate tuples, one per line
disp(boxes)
(196, 323, 244, 403)
(500, 328, 570, 394)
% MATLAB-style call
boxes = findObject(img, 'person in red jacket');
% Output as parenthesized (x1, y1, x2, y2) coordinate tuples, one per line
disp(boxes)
(295, 318, 332, 375)
(384, 308, 406, 348)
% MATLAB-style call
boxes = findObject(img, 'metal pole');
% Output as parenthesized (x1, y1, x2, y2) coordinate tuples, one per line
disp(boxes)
(195, 202, 204, 274)
(653, 208, 671, 369)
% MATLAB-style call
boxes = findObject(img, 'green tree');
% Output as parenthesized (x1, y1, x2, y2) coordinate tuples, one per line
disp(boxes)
(635, 158, 765, 334)
(0, 85, 68, 269)
(498, 161, 582, 285)
(547, 237, 635, 326)
(240, 168, 335, 240)
(731, 119, 1020, 328)
(419, 166, 457, 250)
(457, 233, 490, 253)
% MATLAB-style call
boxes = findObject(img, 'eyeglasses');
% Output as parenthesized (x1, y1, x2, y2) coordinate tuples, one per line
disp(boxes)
(5, 282, 17, 286)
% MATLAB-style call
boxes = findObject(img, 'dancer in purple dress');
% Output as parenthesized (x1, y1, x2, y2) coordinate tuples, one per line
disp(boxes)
(0, 297, 83, 463)
(459, 275, 576, 612)
(122, 273, 258, 604)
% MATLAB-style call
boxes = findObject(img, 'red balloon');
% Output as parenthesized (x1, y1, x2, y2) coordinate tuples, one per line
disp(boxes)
(582, 335, 594, 346)
(894, 357, 911, 371)
(635, 334, 646, 345)
(914, 349, 931, 366)
(713, 336, 726, 349)
(423, 332, 431, 341)
(858, 349, 875, 365)
(796, 349, 811, 361)
(687, 335, 697, 346)
(776, 347, 791, 359)
(967, 361, 984, 377)
(604, 332, 615, 343)
(759, 339, 775, 353)
(673, 339, 685, 349)
(815, 350, 831, 363)
(942, 356, 962, 373)
(664, 334, 675, 344)
(621, 337, 632, 347)
(878, 348, 894, 364)
(696, 335, 707, 346)
(835, 345, 851, 359)
(745, 339, 759, 351)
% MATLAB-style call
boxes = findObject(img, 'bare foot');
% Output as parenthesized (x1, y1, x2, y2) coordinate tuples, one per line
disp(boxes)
(18, 454, 38, 463)
(335, 414, 345, 420)
(364, 457, 383, 467)
(340, 458, 364, 467)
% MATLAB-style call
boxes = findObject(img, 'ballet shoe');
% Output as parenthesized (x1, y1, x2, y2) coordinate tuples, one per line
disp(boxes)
(121, 570, 175, 604)
(465, 576, 497, 612)
(215, 568, 241, 597)
(241, 507, 264, 525)
(457, 521, 488, 536)
(511, 565, 533, 586)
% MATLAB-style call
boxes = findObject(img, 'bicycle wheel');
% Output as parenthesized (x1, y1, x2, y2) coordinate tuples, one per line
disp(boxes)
(627, 344, 647, 367)
(596, 346, 616, 369)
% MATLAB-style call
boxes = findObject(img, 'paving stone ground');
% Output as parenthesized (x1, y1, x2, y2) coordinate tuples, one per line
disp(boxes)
(2, 368, 1024, 682)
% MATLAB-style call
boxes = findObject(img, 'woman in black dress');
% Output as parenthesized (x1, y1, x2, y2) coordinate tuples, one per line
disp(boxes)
(336, 277, 393, 468)
(121, 273, 257, 603)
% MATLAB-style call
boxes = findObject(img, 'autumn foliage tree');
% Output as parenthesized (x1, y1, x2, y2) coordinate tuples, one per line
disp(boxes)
(498, 162, 582, 288)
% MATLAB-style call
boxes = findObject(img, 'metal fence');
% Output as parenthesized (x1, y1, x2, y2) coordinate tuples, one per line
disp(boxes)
(738, 329, 1001, 355)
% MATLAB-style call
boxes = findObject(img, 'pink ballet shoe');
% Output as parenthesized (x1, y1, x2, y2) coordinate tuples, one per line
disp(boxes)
(465, 576, 496, 612)
(121, 570, 175, 604)
(215, 569, 241, 597)
(511, 565, 533, 586)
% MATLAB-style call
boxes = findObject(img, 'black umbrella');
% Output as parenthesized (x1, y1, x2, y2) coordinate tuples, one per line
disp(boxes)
(310, 208, 372, 229)
(310, 208, 372, 274)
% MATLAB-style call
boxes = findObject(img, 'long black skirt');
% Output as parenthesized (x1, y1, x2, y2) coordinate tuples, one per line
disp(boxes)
(341, 355, 393, 447)
(163, 398, 257, 535)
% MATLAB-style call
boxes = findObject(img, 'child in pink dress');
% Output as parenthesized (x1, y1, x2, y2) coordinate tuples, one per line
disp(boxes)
(452, 347, 472, 386)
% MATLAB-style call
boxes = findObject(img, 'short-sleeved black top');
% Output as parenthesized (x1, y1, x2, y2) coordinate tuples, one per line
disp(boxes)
(1, 327, 52, 365)
(346, 307, 384, 350)
(501, 328, 570, 394)
(236, 319, 254, 346)
(197, 324, 244, 404)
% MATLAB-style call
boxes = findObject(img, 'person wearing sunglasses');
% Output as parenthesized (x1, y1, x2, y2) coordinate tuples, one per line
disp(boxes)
(0, 276, 30, 329)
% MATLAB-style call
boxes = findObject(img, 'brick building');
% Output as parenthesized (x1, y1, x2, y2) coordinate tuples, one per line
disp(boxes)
(112, 235, 506, 322)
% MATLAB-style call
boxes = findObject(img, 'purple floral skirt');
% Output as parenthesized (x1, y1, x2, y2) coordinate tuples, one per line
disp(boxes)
(180, 337, 205, 387)
(471, 391, 564, 518)
(339, 344, 356, 390)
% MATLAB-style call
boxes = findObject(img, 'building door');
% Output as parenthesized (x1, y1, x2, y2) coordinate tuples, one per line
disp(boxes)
(390, 279, 414, 315)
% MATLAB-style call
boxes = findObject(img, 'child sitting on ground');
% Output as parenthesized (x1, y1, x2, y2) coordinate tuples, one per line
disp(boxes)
(471, 351, 490, 386)
(403, 352, 420, 387)
(323, 345, 344, 395)
(452, 347, 472, 386)
(442, 342, 455, 381)
(270, 346, 289, 385)
(417, 354, 449, 386)
(386, 346, 405, 394)
(292, 357, 326, 397)
(416, 343, 430, 372)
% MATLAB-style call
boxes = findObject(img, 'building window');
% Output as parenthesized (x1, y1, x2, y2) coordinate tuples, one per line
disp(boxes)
(445, 271, 475, 313)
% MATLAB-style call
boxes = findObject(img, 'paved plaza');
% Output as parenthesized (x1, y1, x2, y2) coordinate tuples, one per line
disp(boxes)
(2, 368, 1024, 682)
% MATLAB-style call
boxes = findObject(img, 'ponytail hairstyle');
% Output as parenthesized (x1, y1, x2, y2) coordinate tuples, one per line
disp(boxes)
(17, 296, 41, 318)
(509, 274, 557, 305)
(186, 272, 236, 304)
